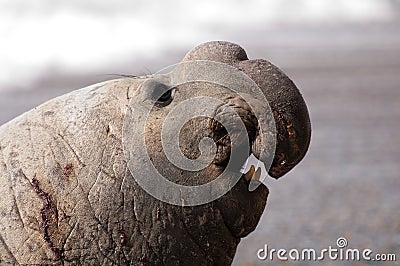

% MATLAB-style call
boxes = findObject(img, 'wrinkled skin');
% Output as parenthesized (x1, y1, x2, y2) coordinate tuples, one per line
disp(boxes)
(0, 41, 310, 265)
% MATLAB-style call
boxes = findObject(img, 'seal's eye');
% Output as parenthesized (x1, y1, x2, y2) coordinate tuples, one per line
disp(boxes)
(141, 80, 173, 105)
(158, 90, 172, 102)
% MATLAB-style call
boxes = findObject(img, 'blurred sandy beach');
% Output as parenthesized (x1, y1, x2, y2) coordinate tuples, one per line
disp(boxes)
(1, 1, 399, 265)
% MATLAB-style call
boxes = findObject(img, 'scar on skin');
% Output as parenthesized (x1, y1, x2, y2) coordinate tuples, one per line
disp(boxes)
(32, 178, 62, 260)
(118, 225, 128, 246)
(286, 123, 300, 154)
(62, 163, 74, 178)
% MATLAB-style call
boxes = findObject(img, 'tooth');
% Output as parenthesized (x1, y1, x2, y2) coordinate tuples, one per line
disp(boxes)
(244, 165, 261, 182)
(240, 153, 268, 191)
(244, 165, 255, 181)
(253, 167, 262, 181)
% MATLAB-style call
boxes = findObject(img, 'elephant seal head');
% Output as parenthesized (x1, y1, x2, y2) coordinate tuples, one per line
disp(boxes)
(123, 41, 311, 206)
(124, 41, 311, 207)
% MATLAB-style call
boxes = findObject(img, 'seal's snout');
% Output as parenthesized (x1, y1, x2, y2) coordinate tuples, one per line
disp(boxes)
(183, 41, 311, 180)
(210, 95, 260, 169)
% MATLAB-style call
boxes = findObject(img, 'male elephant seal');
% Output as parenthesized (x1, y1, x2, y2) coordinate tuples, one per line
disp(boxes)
(0, 41, 311, 265)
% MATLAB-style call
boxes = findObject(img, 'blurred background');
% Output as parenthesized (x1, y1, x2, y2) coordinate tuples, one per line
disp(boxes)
(1, 0, 399, 265)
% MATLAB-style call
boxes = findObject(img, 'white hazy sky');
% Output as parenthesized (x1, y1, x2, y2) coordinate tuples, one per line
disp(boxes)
(0, 0, 396, 91)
